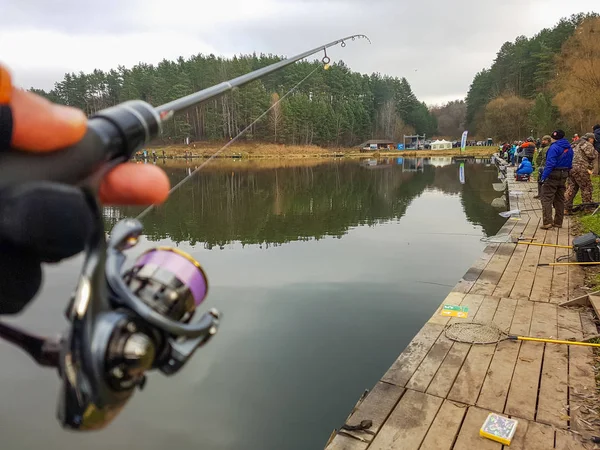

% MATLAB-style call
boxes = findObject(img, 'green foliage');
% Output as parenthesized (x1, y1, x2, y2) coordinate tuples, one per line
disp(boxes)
(33, 55, 437, 147)
(528, 92, 559, 137)
(466, 12, 598, 136)
(103, 161, 504, 247)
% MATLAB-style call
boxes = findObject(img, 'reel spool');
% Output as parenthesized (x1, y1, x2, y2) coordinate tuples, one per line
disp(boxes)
(124, 247, 208, 322)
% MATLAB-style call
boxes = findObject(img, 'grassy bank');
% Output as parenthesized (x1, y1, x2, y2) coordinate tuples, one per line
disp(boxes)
(147, 143, 495, 159)
(571, 174, 600, 289)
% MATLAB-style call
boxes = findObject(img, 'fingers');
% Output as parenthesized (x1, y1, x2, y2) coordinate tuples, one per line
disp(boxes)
(11, 89, 87, 151)
(99, 163, 170, 205)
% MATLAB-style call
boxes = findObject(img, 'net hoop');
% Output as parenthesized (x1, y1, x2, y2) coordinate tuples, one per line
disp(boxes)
(444, 321, 506, 345)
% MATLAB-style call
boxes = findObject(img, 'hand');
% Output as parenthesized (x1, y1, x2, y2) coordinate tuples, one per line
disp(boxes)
(588, 169, 593, 175)
(10, 88, 170, 205)
(0, 67, 171, 314)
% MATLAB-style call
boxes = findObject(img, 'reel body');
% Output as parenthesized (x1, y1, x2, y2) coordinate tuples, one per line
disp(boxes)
(2, 196, 220, 431)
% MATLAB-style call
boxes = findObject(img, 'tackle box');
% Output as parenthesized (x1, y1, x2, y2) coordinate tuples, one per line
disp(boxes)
(573, 232, 600, 262)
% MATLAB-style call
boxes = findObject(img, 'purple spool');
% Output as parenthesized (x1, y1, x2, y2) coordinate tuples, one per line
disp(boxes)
(134, 248, 208, 306)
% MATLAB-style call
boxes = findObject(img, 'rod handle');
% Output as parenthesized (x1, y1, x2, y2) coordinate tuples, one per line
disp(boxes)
(0, 101, 160, 191)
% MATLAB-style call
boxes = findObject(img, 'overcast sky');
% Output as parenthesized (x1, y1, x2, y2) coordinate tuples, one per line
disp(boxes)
(1, 0, 598, 105)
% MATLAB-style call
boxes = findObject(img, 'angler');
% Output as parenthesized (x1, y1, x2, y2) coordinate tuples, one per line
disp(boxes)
(0, 35, 369, 430)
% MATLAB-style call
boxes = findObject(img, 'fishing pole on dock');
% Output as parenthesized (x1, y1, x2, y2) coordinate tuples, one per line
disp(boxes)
(0, 34, 370, 431)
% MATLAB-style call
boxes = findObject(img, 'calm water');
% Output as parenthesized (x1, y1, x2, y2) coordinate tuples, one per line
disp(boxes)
(1, 157, 505, 450)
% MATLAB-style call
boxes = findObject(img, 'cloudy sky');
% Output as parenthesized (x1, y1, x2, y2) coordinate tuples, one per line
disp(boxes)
(1, 0, 598, 105)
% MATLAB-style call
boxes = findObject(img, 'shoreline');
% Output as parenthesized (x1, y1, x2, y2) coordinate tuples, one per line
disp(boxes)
(142, 144, 495, 160)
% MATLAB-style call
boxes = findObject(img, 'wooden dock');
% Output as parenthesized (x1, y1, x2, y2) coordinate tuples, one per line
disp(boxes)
(325, 160, 600, 449)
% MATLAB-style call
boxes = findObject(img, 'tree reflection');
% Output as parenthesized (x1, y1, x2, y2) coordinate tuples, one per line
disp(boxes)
(104, 159, 505, 247)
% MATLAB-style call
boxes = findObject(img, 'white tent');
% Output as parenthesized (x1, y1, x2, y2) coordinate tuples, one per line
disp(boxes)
(430, 139, 453, 150)
(428, 157, 453, 167)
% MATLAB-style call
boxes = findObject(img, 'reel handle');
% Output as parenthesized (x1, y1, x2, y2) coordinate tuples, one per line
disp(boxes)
(0, 101, 161, 191)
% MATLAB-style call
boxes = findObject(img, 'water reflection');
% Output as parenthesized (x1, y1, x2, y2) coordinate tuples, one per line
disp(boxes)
(104, 158, 504, 247)
(1, 158, 510, 450)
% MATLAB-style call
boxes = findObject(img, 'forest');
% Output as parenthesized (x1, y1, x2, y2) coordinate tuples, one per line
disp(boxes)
(465, 12, 600, 141)
(31, 56, 438, 148)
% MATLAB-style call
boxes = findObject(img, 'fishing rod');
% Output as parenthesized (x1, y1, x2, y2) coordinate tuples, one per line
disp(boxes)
(0, 34, 370, 431)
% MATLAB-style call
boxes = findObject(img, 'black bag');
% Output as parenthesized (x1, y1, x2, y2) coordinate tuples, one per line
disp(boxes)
(573, 232, 600, 262)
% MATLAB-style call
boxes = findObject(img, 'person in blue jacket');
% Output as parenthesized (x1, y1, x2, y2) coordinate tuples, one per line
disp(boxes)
(516, 157, 533, 176)
(539, 129, 573, 229)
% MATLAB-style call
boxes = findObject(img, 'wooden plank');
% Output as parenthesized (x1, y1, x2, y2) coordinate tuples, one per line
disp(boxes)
(557, 307, 583, 341)
(558, 306, 597, 435)
(325, 433, 369, 450)
(408, 293, 478, 393)
(381, 322, 444, 387)
(424, 295, 486, 398)
(493, 218, 539, 298)
(470, 219, 528, 296)
(560, 293, 591, 307)
(537, 342, 568, 428)
(491, 296, 517, 331)
(447, 294, 485, 325)
(469, 245, 515, 296)
(516, 303, 560, 426)
(369, 390, 442, 450)
(508, 419, 555, 450)
(406, 334, 454, 393)
(569, 344, 596, 434)
(529, 227, 556, 302)
(453, 406, 501, 450)
(510, 229, 544, 300)
(510, 299, 534, 336)
(588, 295, 600, 324)
(476, 298, 520, 413)
(341, 382, 405, 442)
(445, 295, 501, 405)
(426, 342, 471, 398)
(453, 220, 518, 294)
(447, 345, 496, 405)
(555, 428, 589, 450)
(429, 292, 466, 325)
(580, 308, 597, 339)
(551, 226, 570, 304)
(504, 302, 548, 420)
(419, 400, 467, 450)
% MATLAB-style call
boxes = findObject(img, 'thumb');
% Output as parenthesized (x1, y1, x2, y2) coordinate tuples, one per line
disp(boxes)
(2, 65, 87, 152)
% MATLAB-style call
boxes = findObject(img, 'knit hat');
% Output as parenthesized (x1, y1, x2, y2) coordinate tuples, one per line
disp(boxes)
(551, 129, 565, 140)
(542, 135, 552, 141)
(583, 132, 595, 140)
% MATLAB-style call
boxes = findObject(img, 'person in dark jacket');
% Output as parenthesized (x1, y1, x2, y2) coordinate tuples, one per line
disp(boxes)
(540, 130, 573, 229)
(594, 124, 600, 152)
(516, 157, 533, 175)
(516, 138, 536, 165)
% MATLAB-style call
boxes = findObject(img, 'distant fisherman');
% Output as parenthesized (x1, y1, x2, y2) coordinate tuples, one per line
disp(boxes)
(540, 130, 573, 229)
(565, 132, 597, 214)
(516, 156, 533, 176)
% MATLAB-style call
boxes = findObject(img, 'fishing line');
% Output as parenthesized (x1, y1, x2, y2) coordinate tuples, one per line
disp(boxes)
(136, 65, 321, 221)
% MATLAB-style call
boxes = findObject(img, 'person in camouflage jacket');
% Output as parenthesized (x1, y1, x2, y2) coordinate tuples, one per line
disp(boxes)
(565, 133, 597, 213)
(534, 135, 551, 199)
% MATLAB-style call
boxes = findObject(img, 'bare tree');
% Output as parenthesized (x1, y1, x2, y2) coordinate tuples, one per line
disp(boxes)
(269, 92, 283, 143)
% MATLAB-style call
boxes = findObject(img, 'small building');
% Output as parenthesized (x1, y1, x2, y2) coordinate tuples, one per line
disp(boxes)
(359, 139, 396, 152)
(430, 139, 453, 150)
(403, 134, 427, 150)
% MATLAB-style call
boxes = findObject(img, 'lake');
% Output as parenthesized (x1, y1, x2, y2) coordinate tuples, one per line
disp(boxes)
(0, 157, 506, 450)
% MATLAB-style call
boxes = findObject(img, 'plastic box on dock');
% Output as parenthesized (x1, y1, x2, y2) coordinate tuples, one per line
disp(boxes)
(480, 413, 518, 446)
